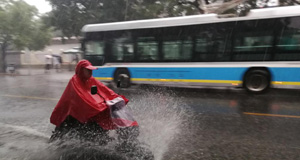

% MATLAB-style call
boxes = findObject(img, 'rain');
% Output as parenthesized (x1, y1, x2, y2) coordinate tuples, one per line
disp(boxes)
(1, 0, 300, 160)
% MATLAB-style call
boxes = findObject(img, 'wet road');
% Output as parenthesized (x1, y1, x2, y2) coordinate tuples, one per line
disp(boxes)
(0, 71, 300, 160)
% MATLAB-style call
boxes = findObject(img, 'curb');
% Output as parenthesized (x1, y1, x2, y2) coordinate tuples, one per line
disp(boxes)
(0, 73, 21, 76)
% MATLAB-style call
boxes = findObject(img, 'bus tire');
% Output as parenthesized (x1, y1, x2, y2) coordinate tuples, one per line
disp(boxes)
(114, 68, 131, 88)
(243, 69, 270, 93)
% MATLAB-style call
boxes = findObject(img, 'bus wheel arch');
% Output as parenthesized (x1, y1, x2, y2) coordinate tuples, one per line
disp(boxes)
(113, 68, 131, 88)
(243, 67, 271, 93)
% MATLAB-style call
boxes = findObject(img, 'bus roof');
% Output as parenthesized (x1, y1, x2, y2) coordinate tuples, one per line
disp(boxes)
(82, 5, 300, 32)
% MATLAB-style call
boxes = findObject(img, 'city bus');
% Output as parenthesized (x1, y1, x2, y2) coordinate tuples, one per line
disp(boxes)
(81, 5, 300, 93)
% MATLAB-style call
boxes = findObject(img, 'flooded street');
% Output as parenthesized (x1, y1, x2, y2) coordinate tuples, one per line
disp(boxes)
(0, 71, 300, 160)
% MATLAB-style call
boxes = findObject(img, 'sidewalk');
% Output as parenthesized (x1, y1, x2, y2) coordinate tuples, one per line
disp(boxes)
(0, 68, 75, 76)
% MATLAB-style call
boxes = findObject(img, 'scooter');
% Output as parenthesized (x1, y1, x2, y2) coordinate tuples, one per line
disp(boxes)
(49, 76, 154, 160)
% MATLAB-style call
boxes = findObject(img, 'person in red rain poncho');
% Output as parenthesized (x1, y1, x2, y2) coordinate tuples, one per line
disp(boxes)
(49, 60, 139, 144)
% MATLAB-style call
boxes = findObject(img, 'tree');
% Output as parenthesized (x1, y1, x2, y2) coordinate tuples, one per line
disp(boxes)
(0, 0, 51, 72)
(46, 0, 300, 39)
(177, 0, 300, 15)
(46, 0, 200, 37)
(178, 0, 207, 14)
(46, 0, 136, 38)
(126, 0, 200, 18)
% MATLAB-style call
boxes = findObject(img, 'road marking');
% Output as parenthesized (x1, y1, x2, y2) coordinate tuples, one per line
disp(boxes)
(0, 122, 49, 139)
(7, 84, 66, 89)
(243, 112, 300, 119)
(2, 95, 59, 101)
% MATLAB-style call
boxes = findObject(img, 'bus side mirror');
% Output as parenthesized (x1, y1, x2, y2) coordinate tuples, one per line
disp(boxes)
(91, 85, 97, 95)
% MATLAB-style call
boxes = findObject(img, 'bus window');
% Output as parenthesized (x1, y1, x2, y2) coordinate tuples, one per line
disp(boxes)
(212, 22, 234, 61)
(195, 38, 208, 53)
(163, 39, 192, 61)
(234, 35, 273, 52)
(137, 37, 159, 61)
(233, 34, 273, 61)
(277, 34, 300, 51)
(163, 41, 181, 60)
(182, 40, 193, 60)
(112, 38, 134, 62)
(194, 27, 214, 62)
(233, 19, 276, 61)
(277, 17, 300, 51)
(85, 41, 104, 55)
(274, 16, 300, 60)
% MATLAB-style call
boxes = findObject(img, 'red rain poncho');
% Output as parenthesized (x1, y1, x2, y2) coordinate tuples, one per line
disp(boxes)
(50, 60, 138, 130)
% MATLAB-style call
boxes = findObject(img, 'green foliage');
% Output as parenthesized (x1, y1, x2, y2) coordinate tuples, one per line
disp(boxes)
(46, 0, 300, 38)
(0, 0, 51, 50)
(46, 0, 201, 37)
(47, 0, 105, 37)
(27, 20, 52, 51)
(0, 0, 51, 72)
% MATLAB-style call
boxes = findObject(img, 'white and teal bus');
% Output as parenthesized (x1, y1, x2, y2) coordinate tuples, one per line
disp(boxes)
(81, 5, 300, 93)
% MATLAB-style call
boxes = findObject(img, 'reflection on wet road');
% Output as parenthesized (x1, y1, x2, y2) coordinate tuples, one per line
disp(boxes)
(0, 73, 300, 160)
(117, 86, 300, 160)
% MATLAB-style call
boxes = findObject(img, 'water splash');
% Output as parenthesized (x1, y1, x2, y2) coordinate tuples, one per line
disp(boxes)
(0, 123, 49, 139)
(0, 87, 189, 160)
(127, 87, 188, 160)
(0, 123, 50, 160)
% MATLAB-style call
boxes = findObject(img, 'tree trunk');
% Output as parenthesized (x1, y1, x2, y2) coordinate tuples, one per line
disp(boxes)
(0, 43, 7, 73)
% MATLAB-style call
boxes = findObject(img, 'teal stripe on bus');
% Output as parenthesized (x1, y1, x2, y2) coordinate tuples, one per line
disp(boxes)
(92, 67, 300, 83)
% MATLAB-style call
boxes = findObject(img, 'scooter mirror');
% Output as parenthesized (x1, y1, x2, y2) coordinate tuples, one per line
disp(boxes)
(91, 85, 97, 95)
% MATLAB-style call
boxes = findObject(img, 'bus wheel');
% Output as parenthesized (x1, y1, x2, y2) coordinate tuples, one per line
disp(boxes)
(243, 69, 270, 93)
(114, 69, 131, 88)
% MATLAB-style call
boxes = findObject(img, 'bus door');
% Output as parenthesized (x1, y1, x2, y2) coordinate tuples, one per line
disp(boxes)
(83, 41, 106, 66)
